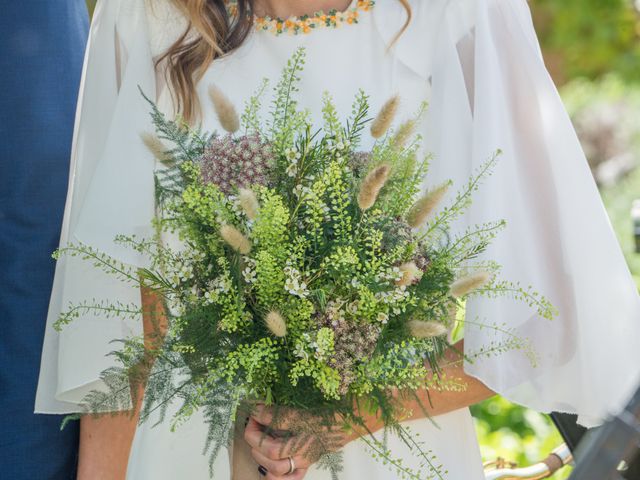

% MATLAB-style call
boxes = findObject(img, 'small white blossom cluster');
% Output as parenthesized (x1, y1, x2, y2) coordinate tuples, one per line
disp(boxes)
(203, 275, 233, 305)
(375, 286, 412, 317)
(293, 183, 312, 199)
(285, 147, 302, 177)
(293, 329, 334, 362)
(169, 262, 194, 288)
(167, 249, 209, 288)
(293, 335, 311, 360)
(241, 257, 257, 284)
(229, 194, 244, 217)
(328, 137, 351, 161)
(166, 294, 186, 317)
(284, 265, 309, 298)
(376, 266, 403, 284)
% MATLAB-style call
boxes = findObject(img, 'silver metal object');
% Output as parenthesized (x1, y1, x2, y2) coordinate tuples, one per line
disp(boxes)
(287, 456, 295, 475)
(484, 444, 573, 480)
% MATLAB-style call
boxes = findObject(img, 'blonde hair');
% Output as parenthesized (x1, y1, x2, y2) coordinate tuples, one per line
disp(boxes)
(162, 0, 412, 123)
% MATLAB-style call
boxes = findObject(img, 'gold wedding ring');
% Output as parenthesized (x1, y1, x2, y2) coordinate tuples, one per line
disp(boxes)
(286, 456, 296, 475)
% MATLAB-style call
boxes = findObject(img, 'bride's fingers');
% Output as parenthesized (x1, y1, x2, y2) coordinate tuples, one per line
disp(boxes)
(252, 404, 274, 425)
(244, 418, 295, 459)
(251, 448, 310, 476)
(251, 405, 273, 425)
(252, 404, 299, 430)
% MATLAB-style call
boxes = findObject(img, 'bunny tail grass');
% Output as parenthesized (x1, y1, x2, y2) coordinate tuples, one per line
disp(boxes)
(209, 85, 240, 133)
(395, 262, 423, 286)
(265, 311, 287, 337)
(370, 95, 400, 139)
(357, 164, 391, 210)
(238, 188, 260, 220)
(449, 271, 492, 298)
(140, 132, 172, 164)
(220, 225, 251, 254)
(406, 182, 450, 228)
(408, 320, 448, 339)
(392, 119, 416, 148)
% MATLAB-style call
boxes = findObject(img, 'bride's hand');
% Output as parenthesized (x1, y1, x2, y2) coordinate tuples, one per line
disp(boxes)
(244, 405, 353, 479)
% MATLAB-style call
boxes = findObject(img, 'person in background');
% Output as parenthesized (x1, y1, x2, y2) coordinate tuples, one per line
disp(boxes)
(0, 1, 88, 478)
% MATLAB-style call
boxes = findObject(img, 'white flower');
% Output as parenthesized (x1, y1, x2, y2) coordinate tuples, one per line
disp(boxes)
(293, 184, 304, 198)
(286, 162, 298, 177)
(242, 267, 256, 284)
(293, 342, 309, 360)
(206, 276, 232, 300)
(377, 312, 389, 324)
(179, 264, 193, 281)
(203, 291, 218, 305)
(284, 266, 309, 298)
(242, 257, 257, 283)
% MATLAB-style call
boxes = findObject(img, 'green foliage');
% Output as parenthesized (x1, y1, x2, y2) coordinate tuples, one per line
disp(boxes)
(601, 165, 640, 289)
(472, 397, 573, 479)
(252, 188, 290, 261)
(561, 74, 640, 172)
(563, 76, 640, 288)
(254, 250, 286, 308)
(56, 47, 553, 479)
(532, 0, 640, 84)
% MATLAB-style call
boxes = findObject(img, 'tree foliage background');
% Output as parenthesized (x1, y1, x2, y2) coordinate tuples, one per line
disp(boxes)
(532, 0, 640, 85)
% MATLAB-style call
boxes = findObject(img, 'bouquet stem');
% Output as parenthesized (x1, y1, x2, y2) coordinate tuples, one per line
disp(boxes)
(231, 410, 260, 480)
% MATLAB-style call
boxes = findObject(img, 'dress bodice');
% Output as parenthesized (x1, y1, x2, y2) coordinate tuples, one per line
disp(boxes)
(145, 0, 437, 148)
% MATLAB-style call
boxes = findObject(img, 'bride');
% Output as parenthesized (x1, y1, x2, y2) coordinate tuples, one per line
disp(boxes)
(36, 0, 640, 478)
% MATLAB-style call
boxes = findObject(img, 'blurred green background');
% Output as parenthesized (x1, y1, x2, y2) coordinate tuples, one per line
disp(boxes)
(85, 0, 640, 477)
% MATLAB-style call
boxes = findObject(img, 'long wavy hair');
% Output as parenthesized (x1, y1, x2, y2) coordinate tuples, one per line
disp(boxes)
(159, 0, 412, 123)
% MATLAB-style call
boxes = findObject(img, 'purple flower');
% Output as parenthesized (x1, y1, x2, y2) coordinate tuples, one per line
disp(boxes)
(320, 308, 381, 395)
(200, 133, 274, 194)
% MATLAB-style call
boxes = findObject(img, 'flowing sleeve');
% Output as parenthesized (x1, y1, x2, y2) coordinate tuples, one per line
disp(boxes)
(420, 0, 640, 427)
(35, 0, 158, 413)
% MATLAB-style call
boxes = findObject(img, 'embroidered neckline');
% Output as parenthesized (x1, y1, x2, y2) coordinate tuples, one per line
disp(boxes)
(226, 1, 375, 36)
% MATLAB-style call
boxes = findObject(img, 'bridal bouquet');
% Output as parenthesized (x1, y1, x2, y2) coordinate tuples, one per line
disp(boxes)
(55, 48, 554, 479)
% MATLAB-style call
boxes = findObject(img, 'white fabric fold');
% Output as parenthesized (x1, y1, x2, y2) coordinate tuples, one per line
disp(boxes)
(421, 0, 640, 427)
(36, 0, 155, 413)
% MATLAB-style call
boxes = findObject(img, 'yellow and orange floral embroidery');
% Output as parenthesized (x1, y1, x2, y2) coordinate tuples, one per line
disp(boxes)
(226, 1, 375, 36)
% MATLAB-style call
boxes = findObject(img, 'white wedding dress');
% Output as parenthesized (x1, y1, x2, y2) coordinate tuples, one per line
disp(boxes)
(36, 0, 640, 479)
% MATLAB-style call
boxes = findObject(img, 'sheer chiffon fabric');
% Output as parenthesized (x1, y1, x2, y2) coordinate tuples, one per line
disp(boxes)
(36, 0, 640, 477)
